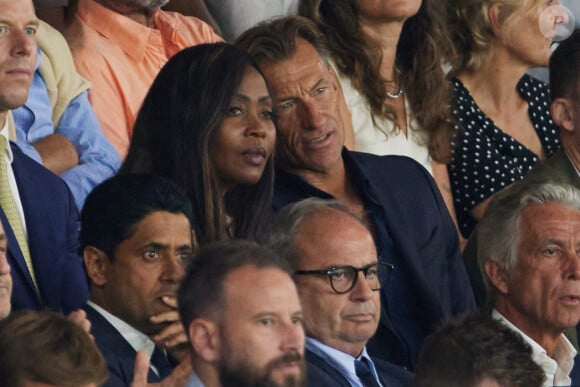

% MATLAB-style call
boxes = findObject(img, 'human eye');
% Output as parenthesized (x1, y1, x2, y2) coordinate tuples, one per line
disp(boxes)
(0, 26, 7, 34)
(24, 27, 37, 36)
(365, 265, 379, 279)
(177, 250, 193, 262)
(143, 250, 160, 261)
(260, 109, 274, 120)
(276, 100, 294, 113)
(329, 268, 348, 282)
(315, 86, 327, 95)
(258, 317, 275, 326)
(292, 315, 303, 325)
(226, 106, 243, 117)
(541, 245, 561, 258)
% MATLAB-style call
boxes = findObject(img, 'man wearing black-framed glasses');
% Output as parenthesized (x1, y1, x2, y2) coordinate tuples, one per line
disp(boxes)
(268, 198, 412, 387)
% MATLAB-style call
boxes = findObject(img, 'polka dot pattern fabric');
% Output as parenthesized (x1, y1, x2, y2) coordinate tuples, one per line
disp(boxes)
(448, 74, 560, 238)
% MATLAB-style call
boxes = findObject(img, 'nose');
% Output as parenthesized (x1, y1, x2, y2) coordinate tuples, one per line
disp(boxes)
(566, 250, 580, 280)
(246, 112, 272, 139)
(161, 255, 186, 283)
(0, 254, 10, 276)
(299, 99, 325, 131)
(280, 319, 305, 352)
(10, 29, 34, 58)
(350, 271, 374, 301)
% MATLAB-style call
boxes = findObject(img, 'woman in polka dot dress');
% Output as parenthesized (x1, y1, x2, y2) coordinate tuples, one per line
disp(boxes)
(447, 0, 562, 239)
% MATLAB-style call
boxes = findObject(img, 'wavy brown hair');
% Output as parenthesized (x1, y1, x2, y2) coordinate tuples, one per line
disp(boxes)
(300, 0, 455, 162)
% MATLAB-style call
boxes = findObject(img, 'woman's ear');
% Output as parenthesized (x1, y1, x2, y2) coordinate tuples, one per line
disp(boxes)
(488, 3, 507, 37)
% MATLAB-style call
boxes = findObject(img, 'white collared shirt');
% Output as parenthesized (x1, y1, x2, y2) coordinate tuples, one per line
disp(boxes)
(306, 337, 383, 387)
(0, 116, 28, 238)
(185, 372, 205, 387)
(88, 301, 162, 376)
(493, 309, 577, 387)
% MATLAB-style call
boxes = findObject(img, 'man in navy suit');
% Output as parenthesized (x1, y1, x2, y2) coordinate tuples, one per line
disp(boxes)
(0, 0, 88, 314)
(80, 174, 195, 387)
(237, 16, 475, 369)
(269, 198, 413, 386)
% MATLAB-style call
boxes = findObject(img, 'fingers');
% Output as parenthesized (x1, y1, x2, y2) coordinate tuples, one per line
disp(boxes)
(130, 350, 151, 387)
(161, 296, 177, 309)
(150, 310, 179, 324)
(67, 309, 91, 335)
(161, 355, 192, 387)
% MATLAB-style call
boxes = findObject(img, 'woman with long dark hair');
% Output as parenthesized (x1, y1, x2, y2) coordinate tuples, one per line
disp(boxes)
(120, 43, 276, 246)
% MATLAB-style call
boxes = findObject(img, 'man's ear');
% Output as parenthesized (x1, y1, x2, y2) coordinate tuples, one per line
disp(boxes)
(83, 246, 109, 286)
(551, 98, 574, 132)
(484, 259, 510, 295)
(188, 319, 220, 362)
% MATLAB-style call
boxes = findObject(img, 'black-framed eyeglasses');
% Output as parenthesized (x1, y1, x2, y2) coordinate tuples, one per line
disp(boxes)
(294, 262, 395, 294)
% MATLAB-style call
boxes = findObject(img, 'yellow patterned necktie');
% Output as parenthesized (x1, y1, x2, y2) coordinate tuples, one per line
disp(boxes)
(0, 136, 38, 291)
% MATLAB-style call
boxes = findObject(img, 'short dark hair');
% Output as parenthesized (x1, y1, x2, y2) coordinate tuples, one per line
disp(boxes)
(80, 173, 193, 258)
(0, 310, 108, 387)
(550, 29, 580, 100)
(413, 313, 545, 387)
(120, 43, 274, 246)
(178, 239, 291, 330)
(236, 16, 330, 66)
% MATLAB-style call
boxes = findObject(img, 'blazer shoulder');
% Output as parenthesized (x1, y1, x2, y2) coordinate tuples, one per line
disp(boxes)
(305, 350, 351, 387)
(85, 305, 137, 387)
(350, 151, 432, 181)
(374, 357, 414, 387)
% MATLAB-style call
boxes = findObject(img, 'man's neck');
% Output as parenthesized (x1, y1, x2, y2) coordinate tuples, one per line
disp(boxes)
(562, 138, 580, 174)
(287, 159, 348, 199)
(192, 362, 220, 387)
(495, 303, 562, 357)
(94, 0, 159, 27)
(286, 158, 367, 219)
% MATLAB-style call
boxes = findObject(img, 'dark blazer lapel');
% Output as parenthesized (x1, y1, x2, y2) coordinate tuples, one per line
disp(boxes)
(305, 349, 352, 387)
(0, 206, 39, 304)
(85, 304, 140, 385)
(349, 153, 447, 320)
(9, 144, 62, 307)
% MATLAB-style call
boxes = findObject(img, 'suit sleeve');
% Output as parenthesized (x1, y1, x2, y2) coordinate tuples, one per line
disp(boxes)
(60, 186, 89, 314)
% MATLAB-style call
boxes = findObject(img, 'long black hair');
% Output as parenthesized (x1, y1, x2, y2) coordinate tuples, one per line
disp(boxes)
(120, 43, 274, 246)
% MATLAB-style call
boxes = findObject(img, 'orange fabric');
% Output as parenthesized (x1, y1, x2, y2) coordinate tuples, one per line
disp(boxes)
(66, 0, 222, 159)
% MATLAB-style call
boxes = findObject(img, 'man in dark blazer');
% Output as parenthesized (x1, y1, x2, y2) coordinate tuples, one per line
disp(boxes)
(0, 0, 87, 314)
(237, 16, 475, 369)
(269, 198, 413, 386)
(80, 174, 195, 386)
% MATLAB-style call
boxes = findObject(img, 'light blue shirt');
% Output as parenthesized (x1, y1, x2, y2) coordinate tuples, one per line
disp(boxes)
(306, 337, 383, 387)
(185, 372, 205, 387)
(12, 50, 120, 210)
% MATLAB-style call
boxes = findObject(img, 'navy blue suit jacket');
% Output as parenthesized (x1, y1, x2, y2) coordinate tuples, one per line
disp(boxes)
(274, 149, 476, 368)
(305, 348, 413, 387)
(85, 304, 175, 386)
(7, 142, 87, 313)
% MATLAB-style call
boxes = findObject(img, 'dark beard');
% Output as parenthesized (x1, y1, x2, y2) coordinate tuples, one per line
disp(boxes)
(218, 350, 306, 387)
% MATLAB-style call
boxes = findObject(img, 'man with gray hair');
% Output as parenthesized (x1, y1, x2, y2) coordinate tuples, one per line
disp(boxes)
(268, 198, 412, 387)
(478, 181, 580, 387)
